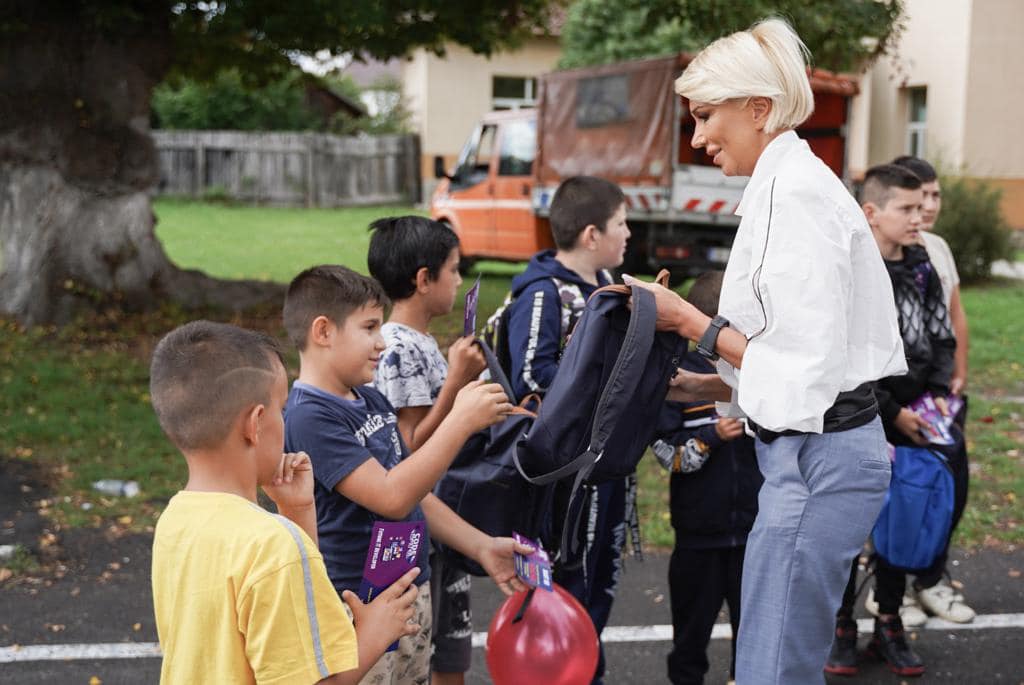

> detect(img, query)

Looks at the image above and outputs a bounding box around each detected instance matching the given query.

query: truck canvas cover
[536,55,678,188]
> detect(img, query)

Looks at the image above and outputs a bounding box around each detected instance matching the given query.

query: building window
[906,87,927,158]
[493,76,537,111]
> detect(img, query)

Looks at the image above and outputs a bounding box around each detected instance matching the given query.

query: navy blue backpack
[872,445,955,572]
[434,341,550,576]
[514,276,687,561]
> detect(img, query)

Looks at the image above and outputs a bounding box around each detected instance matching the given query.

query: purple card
[512,532,552,591]
[463,276,481,337]
[358,521,425,651]
[909,393,955,446]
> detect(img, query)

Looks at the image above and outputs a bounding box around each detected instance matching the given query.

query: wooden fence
[152,130,421,207]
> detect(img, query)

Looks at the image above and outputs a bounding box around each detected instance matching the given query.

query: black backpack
[513,275,687,562]
[433,341,552,576]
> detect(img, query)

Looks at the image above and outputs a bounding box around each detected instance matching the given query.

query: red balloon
[486,583,599,685]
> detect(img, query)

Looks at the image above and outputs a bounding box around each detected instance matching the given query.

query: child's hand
[262,452,315,511]
[715,417,745,442]
[450,380,514,433]
[894,408,931,446]
[474,537,533,596]
[448,336,487,386]
[934,395,950,417]
[342,568,421,653]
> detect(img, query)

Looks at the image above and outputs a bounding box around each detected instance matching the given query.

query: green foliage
[152,69,323,131]
[934,176,1014,283]
[559,0,906,72]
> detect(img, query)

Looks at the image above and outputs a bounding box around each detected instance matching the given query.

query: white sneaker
[917,582,976,623]
[864,588,928,627]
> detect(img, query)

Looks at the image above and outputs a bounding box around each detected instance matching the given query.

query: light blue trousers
[735,417,890,684]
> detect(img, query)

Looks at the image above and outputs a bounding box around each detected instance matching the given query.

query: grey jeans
[735,417,890,684]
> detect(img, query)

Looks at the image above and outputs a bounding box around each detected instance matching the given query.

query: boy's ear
[308,315,334,347]
[861,202,878,227]
[242,404,264,446]
[579,224,599,250]
[414,266,432,293]
[749,97,772,131]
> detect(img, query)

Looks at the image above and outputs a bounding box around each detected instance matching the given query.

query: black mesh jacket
[874,245,956,436]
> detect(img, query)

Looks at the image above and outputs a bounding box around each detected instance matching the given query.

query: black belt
[749,383,879,444]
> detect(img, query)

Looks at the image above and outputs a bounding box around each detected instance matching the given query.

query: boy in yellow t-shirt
[150,320,421,684]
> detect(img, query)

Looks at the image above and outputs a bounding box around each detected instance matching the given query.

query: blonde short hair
[675,18,814,133]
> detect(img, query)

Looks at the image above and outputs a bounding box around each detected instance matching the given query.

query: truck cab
[431,109,552,265]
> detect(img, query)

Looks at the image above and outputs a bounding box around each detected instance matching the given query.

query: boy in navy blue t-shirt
[283,265,530,684]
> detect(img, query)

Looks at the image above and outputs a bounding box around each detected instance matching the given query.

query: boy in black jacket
[652,271,763,685]
[826,164,957,678]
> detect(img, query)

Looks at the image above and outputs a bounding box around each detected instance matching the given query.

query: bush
[934,175,1014,282]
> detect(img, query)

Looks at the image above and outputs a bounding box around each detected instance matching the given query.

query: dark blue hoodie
[506,250,611,401]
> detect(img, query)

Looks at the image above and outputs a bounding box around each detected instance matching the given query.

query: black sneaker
[824,615,859,676]
[866,616,925,677]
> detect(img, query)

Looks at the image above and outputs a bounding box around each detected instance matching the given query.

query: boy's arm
[949,285,969,395]
[508,282,564,399]
[397,338,486,451]
[262,452,319,545]
[926,270,956,396]
[419,492,532,595]
[320,568,422,685]
[338,382,512,520]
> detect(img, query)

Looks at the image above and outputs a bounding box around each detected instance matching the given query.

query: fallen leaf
[116,516,132,526]
[1009,569,1021,578]
[45,623,66,633]
[89,677,102,685]
[107,562,121,571]
[0,569,12,582]
[70,587,80,597]
[133,622,141,631]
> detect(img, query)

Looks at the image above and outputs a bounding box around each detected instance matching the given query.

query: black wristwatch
[696,315,730,361]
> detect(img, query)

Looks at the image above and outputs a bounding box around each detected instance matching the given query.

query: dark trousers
[667,545,745,685]
[554,478,627,685]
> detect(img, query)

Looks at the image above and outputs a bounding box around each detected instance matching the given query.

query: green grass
[2,200,1022,554]
[154,199,430,282]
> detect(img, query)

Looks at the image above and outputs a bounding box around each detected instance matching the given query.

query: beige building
[848,0,1024,229]
[400,36,562,195]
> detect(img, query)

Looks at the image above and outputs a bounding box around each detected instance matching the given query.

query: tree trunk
[0,3,284,327]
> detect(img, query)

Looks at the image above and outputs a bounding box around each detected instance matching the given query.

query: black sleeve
[924,268,956,396]
[873,380,903,428]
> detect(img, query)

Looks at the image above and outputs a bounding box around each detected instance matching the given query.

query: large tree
[0,1,555,325]
[559,0,905,72]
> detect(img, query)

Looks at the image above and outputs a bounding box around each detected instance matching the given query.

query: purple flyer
[512,532,552,591]
[910,393,955,446]
[358,521,425,650]
[463,276,481,337]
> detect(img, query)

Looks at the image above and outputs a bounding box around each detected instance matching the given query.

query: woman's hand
[622,275,710,339]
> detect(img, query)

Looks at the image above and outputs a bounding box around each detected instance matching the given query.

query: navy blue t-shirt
[284,382,430,594]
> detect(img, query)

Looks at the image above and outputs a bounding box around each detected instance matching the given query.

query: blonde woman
[626,19,907,683]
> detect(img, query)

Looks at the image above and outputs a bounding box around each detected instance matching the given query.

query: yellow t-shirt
[152,491,358,684]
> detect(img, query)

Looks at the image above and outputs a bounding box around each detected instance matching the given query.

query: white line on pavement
[4,613,1024,662]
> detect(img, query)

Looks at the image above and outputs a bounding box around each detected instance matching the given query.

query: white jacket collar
[735,130,802,217]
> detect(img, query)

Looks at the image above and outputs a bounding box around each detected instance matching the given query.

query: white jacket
[716,131,907,433]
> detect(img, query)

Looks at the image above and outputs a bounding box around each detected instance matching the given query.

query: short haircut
[367,216,460,301]
[150,320,284,452]
[283,265,389,350]
[548,176,626,250]
[686,271,724,318]
[861,164,923,208]
[892,155,938,183]
[675,18,814,133]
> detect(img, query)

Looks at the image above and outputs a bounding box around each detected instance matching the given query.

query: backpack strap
[476,338,516,401]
